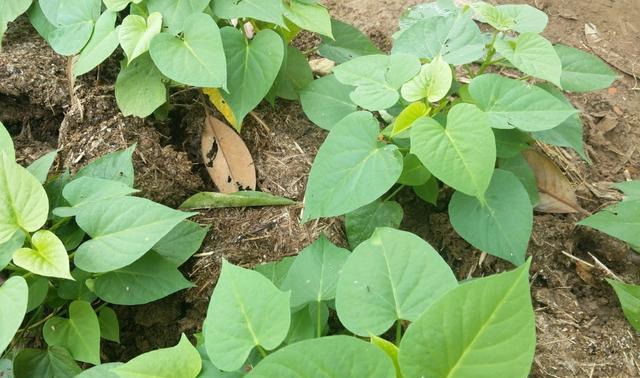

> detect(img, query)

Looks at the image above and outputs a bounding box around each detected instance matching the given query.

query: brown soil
[2,0,640,376]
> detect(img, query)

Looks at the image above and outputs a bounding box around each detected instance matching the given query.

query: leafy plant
[1,0,332,128]
[0,121,207,372]
[578,181,640,332]
[300,0,617,265]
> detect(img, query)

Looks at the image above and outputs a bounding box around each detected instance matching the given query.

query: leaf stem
[395,320,403,345]
[316,301,322,338]
[383,185,406,203]
[257,345,268,358]
[477,31,500,76]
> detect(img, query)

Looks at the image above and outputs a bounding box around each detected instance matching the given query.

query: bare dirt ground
[1,0,639,376]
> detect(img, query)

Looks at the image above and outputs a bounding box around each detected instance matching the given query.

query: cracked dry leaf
[201,115,256,193]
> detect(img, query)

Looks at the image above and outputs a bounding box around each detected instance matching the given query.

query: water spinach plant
[1,0,331,130]
[0,122,207,374]
[300,0,618,266]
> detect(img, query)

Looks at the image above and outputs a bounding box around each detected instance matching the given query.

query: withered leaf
[523,149,586,214]
[201,115,256,193]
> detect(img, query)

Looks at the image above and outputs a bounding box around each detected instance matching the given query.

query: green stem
[315,301,322,338]
[48,218,69,232]
[477,31,500,76]
[395,320,403,345]
[257,345,268,358]
[383,185,406,203]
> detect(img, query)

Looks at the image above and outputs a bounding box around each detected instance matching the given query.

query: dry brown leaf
[522,150,587,214]
[201,115,256,193]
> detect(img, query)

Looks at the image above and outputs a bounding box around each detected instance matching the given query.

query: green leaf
[74,10,120,76]
[57,268,97,302]
[75,362,123,378]
[103,0,142,12]
[150,13,226,88]
[392,13,485,65]
[336,228,457,336]
[303,112,403,221]
[496,4,548,33]
[152,220,207,266]
[115,53,167,118]
[616,181,640,201]
[0,122,14,161]
[0,230,24,270]
[285,302,329,344]
[398,154,431,186]
[333,54,421,111]
[370,335,402,378]
[94,251,194,305]
[13,347,81,378]
[247,336,395,378]
[147,0,209,35]
[284,1,332,37]
[449,169,533,265]
[410,103,495,199]
[345,200,404,248]
[499,154,540,205]
[578,200,640,247]
[401,55,452,103]
[113,334,202,378]
[54,176,138,217]
[118,12,162,63]
[13,230,72,279]
[268,45,313,101]
[219,27,284,128]
[299,75,357,130]
[43,300,101,365]
[212,0,285,26]
[554,44,617,93]
[494,129,532,159]
[494,33,562,86]
[27,1,57,43]
[25,275,50,312]
[75,145,135,187]
[281,235,350,309]
[0,153,48,243]
[607,279,640,332]
[399,261,535,378]
[319,19,382,64]
[42,0,102,56]
[531,84,587,161]
[413,176,439,205]
[0,0,32,27]
[396,1,457,36]
[180,191,295,210]
[73,196,193,273]
[204,261,290,372]
[254,256,295,289]
[98,307,120,343]
[27,150,57,184]
[391,102,430,137]
[0,276,28,354]
[469,74,577,131]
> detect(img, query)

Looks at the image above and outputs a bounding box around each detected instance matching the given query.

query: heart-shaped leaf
[0,276,28,355]
[449,169,533,265]
[410,103,495,199]
[43,300,100,365]
[115,53,167,118]
[336,228,457,336]
[494,33,562,86]
[118,12,162,63]
[150,13,226,88]
[13,230,72,279]
[41,0,102,56]
[74,10,120,76]
[345,200,404,248]
[204,261,290,372]
[147,0,209,35]
[299,75,357,130]
[303,111,403,221]
[401,55,452,103]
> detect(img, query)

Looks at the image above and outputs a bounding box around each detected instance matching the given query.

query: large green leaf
[75,145,135,186]
[73,196,193,273]
[392,13,485,65]
[118,12,162,63]
[281,235,350,309]
[396,1,457,36]
[578,200,640,247]
[284,1,332,37]
[212,0,285,26]
[204,261,290,372]
[113,334,201,378]
[247,336,395,378]
[494,33,562,86]
[607,279,640,332]
[469,74,577,131]
[94,252,194,305]
[345,200,404,248]
[0,276,28,354]
[75,362,123,378]
[0,122,14,161]
[333,54,421,110]
[554,44,617,93]
[13,347,81,378]
[449,169,533,265]
[401,55,452,103]
[410,103,495,199]
[299,75,357,130]
[303,112,403,221]
[54,176,138,217]
[115,53,167,118]
[219,27,284,128]
[147,0,209,35]
[41,0,102,56]
[398,261,535,378]
[472,2,547,33]
[74,10,120,76]
[0,0,32,27]
[0,153,48,243]
[319,19,382,64]
[336,228,457,336]
[152,220,207,266]
[616,181,640,201]
[43,300,100,365]
[150,13,226,88]
[13,230,72,279]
